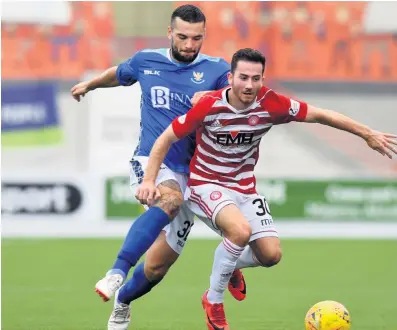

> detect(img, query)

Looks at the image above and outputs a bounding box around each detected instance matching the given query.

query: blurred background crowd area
[2,1,397,81]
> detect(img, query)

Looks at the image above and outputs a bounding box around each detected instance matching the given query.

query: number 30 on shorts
[252,197,271,216]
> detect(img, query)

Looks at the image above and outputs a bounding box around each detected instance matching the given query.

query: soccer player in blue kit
[71,5,253,329]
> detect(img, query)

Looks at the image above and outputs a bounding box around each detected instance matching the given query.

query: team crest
[191,71,205,84]
[210,191,222,201]
[248,115,260,126]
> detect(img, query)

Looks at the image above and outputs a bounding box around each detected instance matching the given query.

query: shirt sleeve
[214,59,231,89]
[264,90,308,124]
[172,96,214,139]
[116,52,142,86]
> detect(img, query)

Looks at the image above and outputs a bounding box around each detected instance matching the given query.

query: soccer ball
[305,300,351,330]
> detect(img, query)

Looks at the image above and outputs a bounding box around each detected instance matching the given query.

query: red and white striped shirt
[172,86,308,194]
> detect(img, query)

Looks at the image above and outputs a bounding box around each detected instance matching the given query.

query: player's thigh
[161,201,195,254]
[185,185,251,244]
[240,194,281,265]
[145,205,193,280]
[130,156,184,217]
[139,196,194,260]
[155,180,184,219]
[239,194,278,242]
[185,185,236,230]
[215,204,251,243]
[158,172,195,253]
[131,157,194,254]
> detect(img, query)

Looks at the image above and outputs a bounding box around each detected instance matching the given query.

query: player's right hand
[365,130,397,159]
[71,81,91,102]
[135,181,161,207]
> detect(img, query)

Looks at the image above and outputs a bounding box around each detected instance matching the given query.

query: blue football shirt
[116,48,230,174]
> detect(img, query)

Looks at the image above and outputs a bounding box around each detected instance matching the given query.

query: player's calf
[206,205,250,305]
[144,231,179,282]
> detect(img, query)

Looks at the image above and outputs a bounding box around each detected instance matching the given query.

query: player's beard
[232,86,256,107]
[240,91,256,105]
[170,40,200,63]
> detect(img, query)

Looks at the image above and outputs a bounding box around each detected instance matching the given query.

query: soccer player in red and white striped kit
[136,48,397,329]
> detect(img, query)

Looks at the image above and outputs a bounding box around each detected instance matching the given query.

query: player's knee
[256,247,282,268]
[228,222,251,247]
[144,260,172,282]
[156,192,183,219]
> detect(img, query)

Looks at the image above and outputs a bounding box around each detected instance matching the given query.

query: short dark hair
[231,48,266,74]
[171,4,206,26]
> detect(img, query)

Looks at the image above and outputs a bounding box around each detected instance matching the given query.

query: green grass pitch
[2,239,397,329]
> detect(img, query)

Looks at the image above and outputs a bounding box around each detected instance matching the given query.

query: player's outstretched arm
[136,126,180,206]
[304,105,397,159]
[71,66,120,102]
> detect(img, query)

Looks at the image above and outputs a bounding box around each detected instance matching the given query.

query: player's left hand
[135,181,161,206]
[365,130,397,159]
[71,81,91,102]
[192,91,211,106]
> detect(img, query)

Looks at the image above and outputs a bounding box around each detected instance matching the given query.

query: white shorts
[185,184,278,242]
[129,156,195,255]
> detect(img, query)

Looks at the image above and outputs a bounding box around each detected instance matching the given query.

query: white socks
[207,238,245,304]
[235,245,261,270]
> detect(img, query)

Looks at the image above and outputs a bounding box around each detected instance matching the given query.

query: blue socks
[111,207,170,278]
[118,262,162,305]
